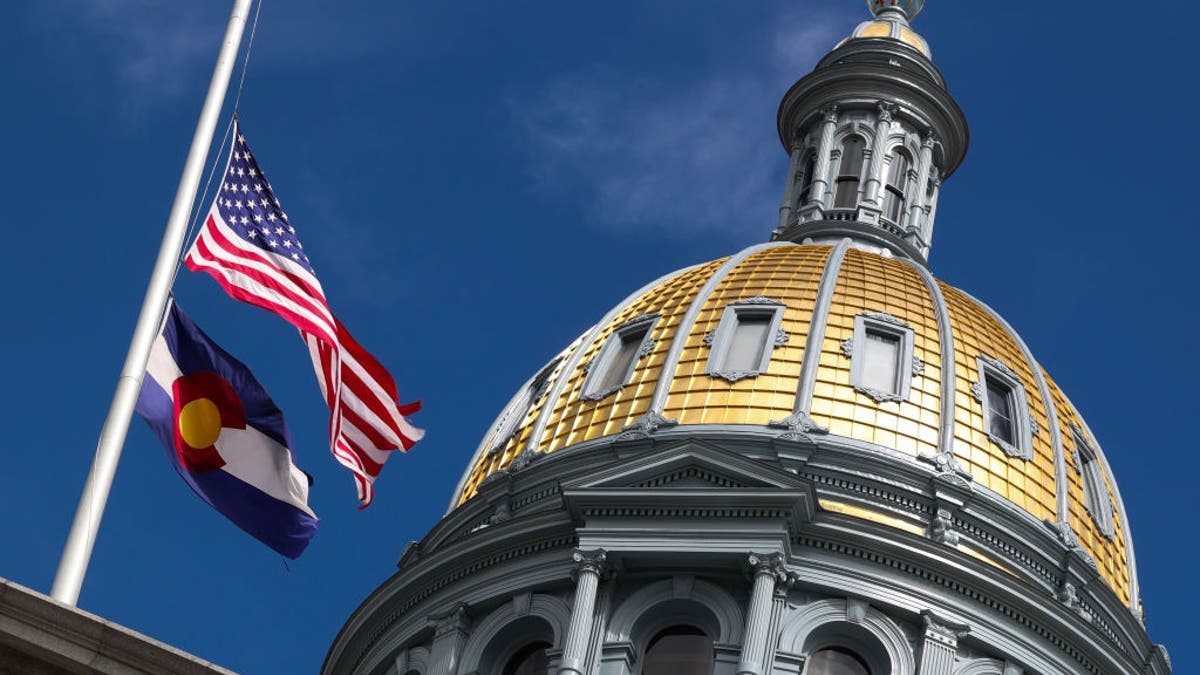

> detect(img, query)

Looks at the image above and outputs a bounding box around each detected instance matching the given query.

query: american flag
[185,120,423,507]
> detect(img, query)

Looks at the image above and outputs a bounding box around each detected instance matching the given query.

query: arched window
[882,150,910,225]
[798,154,817,206]
[503,642,550,675]
[833,136,866,208]
[643,626,712,674]
[805,647,871,675]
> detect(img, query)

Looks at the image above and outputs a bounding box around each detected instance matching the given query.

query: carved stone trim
[736,295,786,306]
[877,100,896,123]
[747,552,790,585]
[769,411,830,435]
[863,311,908,328]
[616,411,679,441]
[912,356,925,376]
[572,548,607,579]
[930,507,960,546]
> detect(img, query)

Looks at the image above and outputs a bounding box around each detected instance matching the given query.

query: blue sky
[0,1,1195,672]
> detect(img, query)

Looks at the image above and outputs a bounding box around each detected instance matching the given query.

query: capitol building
[322,2,1172,674]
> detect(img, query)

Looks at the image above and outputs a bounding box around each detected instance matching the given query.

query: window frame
[841,312,919,403]
[797,152,817,206]
[1071,425,1116,538]
[971,356,1035,460]
[581,313,660,401]
[833,135,867,209]
[881,148,911,227]
[704,297,788,383]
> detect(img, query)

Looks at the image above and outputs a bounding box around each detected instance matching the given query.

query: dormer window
[834,136,866,208]
[882,150,910,224]
[581,314,659,401]
[972,356,1034,460]
[842,312,917,402]
[1072,426,1115,537]
[704,298,788,383]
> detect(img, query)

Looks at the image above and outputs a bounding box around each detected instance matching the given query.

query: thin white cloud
[54,0,381,106]
[72,0,223,100]
[512,12,850,238]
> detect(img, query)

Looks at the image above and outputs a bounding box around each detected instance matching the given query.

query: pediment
[562,438,807,492]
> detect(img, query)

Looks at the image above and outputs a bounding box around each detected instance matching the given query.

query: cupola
[773,0,967,264]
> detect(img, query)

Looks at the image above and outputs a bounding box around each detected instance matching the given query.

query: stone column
[557,548,607,675]
[864,101,896,205]
[737,553,790,675]
[916,611,969,675]
[908,129,936,234]
[582,575,615,675]
[427,604,470,675]
[921,174,942,252]
[777,142,804,231]
[810,106,839,209]
[393,649,409,675]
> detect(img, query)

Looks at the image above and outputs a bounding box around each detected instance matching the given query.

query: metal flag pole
[51,0,255,607]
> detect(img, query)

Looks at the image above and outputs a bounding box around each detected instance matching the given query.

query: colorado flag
[135,302,318,558]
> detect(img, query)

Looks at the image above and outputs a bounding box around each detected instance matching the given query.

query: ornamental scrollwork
[931,508,960,546]
[735,296,786,307]
[637,338,657,359]
[854,384,905,404]
[769,411,830,435]
[912,355,925,376]
[862,311,909,328]
[572,549,607,578]
[978,354,1017,380]
[710,369,761,384]
[616,411,678,441]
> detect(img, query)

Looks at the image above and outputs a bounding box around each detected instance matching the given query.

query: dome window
[882,149,910,225]
[642,626,713,674]
[1071,426,1115,538]
[582,314,659,401]
[833,136,867,209]
[972,356,1034,460]
[704,297,788,383]
[805,647,872,675]
[841,312,918,403]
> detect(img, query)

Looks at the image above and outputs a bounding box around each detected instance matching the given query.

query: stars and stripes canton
[185,120,423,507]
[214,140,313,273]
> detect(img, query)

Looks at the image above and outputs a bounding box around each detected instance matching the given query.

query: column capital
[921,128,937,147]
[820,105,840,123]
[747,552,789,585]
[876,100,897,123]
[571,548,607,578]
[921,610,970,647]
[430,603,471,638]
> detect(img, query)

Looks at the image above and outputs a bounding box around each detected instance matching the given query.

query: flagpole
[51,0,255,607]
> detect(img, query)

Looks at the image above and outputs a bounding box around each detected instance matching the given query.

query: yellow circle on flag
[178,398,223,449]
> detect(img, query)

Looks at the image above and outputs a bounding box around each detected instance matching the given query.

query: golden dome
[455,243,1133,605]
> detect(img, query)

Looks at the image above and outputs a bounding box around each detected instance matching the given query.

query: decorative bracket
[616,411,678,441]
[769,411,829,436]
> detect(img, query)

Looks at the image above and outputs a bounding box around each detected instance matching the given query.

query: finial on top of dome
[868,0,924,21]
